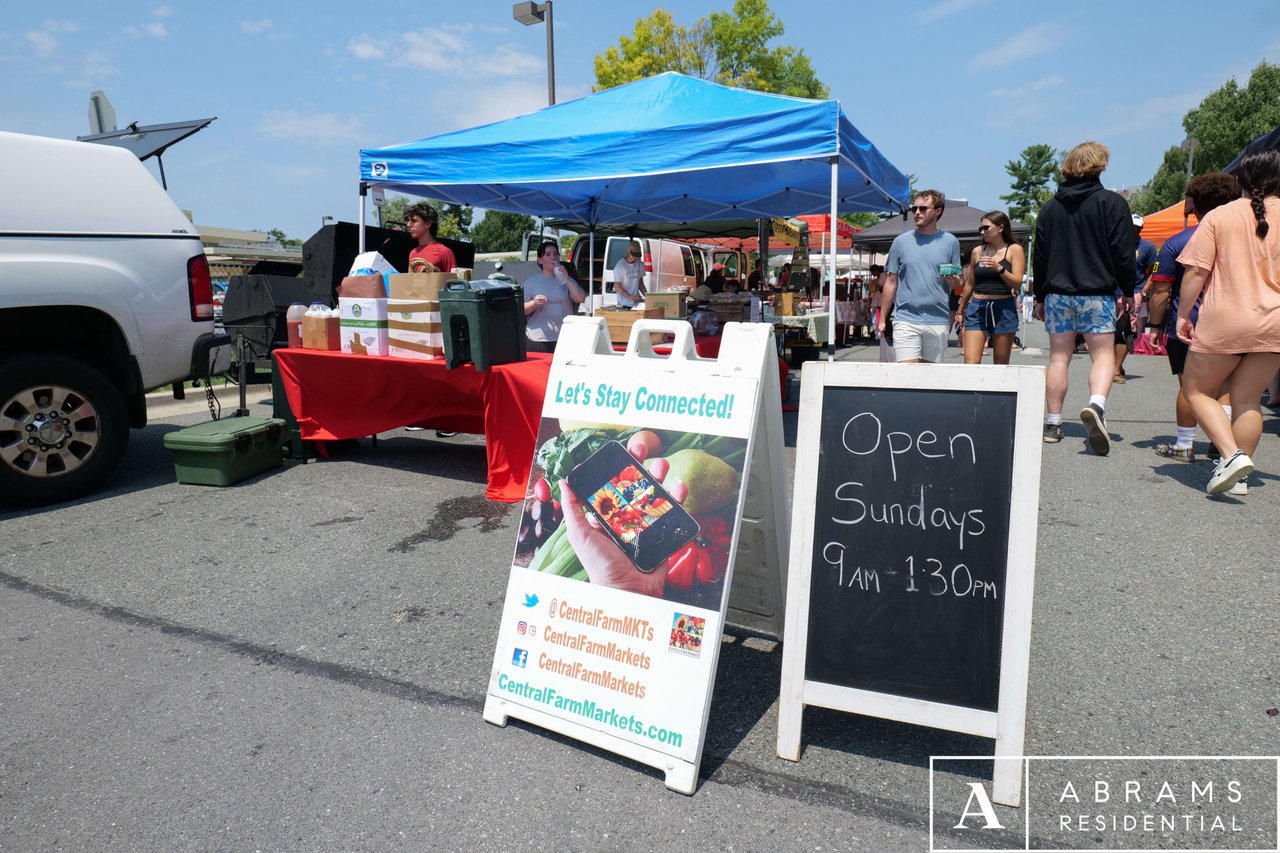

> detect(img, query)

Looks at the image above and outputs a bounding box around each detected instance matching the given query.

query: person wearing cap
[612,241,647,308]
[1113,213,1158,383]
[703,262,727,294]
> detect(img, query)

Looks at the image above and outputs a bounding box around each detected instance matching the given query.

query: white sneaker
[1227,479,1249,496]
[1207,450,1254,494]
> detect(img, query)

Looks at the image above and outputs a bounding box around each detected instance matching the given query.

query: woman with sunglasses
[955,211,1026,364]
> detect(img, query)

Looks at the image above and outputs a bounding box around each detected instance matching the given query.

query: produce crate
[710,297,750,325]
[645,291,687,319]
[602,307,665,345]
[163,416,286,486]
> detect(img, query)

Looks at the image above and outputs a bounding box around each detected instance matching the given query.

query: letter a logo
[954,782,1005,830]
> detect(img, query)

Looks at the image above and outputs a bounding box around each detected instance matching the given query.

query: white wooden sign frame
[776,361,1044,807]
[484,316,789,793]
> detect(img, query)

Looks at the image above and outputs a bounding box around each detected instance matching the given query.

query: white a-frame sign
[484,317,789,793]
[777,362,1043,807]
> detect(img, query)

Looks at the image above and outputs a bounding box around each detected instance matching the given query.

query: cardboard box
[773,291,799,317]
[339,297,389,356]
[302,313,340,350]
[388,272,451,300]
[602,307,665,345]
[387,297,443,360]
[645,291,687,319]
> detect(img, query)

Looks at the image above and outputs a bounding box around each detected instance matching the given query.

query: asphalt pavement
[2,324,1278,852]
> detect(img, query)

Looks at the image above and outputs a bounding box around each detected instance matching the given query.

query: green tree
[266,228,302,249]
[471,210,537,253]
[1001,144,1059,223]
[1140,61,1280,212]
[594,0,827,98]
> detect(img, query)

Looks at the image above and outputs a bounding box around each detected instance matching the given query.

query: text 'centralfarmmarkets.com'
[497,674,683,749]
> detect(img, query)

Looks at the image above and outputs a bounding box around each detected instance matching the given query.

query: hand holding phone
[561,441,700,591]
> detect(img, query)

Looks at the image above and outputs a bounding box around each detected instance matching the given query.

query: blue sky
[5,1,1278,241]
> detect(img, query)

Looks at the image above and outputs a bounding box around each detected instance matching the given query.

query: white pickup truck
[0,130,229,506]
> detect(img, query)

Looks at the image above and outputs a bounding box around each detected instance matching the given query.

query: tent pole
[827,156,838,362]
[358,183,368,253]
[588,231,596,316]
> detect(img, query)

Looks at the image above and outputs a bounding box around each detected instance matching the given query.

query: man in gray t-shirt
[879,189,962,363]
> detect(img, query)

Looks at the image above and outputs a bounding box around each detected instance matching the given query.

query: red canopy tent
[796,214,858,249]
[1140,201,1198,250]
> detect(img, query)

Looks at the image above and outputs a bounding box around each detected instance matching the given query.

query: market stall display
[272,349,552,501]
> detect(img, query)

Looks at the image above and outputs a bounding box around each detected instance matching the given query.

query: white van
[581,236,696,310]
[0,131,229,505]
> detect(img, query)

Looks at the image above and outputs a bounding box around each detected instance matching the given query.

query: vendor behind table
[522,239,586,353]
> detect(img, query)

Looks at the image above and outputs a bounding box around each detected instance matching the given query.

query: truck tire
[0,354,130,507]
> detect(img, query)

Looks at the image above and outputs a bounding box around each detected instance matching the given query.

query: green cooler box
[440,278,527,371]
[164,416,286,486]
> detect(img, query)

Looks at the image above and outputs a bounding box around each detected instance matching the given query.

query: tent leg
[588,232,596,316]
[828,157,838,361]
[358,183,367,253]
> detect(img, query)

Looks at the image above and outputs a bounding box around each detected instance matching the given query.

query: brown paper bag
[337,274,387,299]
[388,272,451,300]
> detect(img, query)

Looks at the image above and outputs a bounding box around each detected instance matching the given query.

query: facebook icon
[512,648,528,668]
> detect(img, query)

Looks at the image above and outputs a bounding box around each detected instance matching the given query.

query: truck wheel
[0,355,129,507]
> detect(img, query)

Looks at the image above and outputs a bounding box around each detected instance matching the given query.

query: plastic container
[440,279,527,371]
[163,416,286,486]
[286,302,306,348]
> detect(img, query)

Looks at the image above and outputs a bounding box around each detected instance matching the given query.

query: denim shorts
[963,297,1019,335]
[1043,293,1116,335]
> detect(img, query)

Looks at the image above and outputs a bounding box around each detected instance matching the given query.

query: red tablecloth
[273,350,552,502]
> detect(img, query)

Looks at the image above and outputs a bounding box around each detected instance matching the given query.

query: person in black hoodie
[1032,141,1136,455]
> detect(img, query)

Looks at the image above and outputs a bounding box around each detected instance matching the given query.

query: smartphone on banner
[567,441,700,572]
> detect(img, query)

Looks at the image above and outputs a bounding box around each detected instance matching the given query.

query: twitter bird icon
[522,593,539,608]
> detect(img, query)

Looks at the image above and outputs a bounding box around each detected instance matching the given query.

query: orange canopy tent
[1140,201,1197,250]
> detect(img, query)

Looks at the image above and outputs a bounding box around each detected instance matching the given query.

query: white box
[386,298,443,360]
[339,296,389,356]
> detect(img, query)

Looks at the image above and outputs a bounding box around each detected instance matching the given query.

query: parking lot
[3,325,1278,851]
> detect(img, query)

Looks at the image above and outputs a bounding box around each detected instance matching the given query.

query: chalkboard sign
[806,386,1015,711]
[777,362,1044,808]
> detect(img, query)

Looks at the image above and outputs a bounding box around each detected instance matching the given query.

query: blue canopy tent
[358,72,908,306]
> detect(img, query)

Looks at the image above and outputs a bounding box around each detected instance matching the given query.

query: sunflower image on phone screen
[567,441,699,573]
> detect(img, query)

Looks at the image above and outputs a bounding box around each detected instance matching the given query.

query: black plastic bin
[440,279,527,371]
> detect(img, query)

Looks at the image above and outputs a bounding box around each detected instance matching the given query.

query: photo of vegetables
[514,418,748,610]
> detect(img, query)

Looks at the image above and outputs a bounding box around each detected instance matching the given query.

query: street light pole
[1180,137,1199,226]
[513,1,555,106]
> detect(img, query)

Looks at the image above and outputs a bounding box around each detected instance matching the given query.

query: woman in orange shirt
[1177,151,1280,494]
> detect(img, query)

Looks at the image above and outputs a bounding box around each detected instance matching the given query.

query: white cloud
[918,0,990,25]
[989,73,1065,99]
[1089,91,1203,140]
[241,19,274,35]
[25,31,58,57]
[124,22,168,38]
[348,27,541,79]
[970,22,1063,70]
[448,80,585,130]
[42,20,80,33]
[256,110,364,148]
[152,5,173,16]
[347,34,384,61]
[82,51,119,79]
